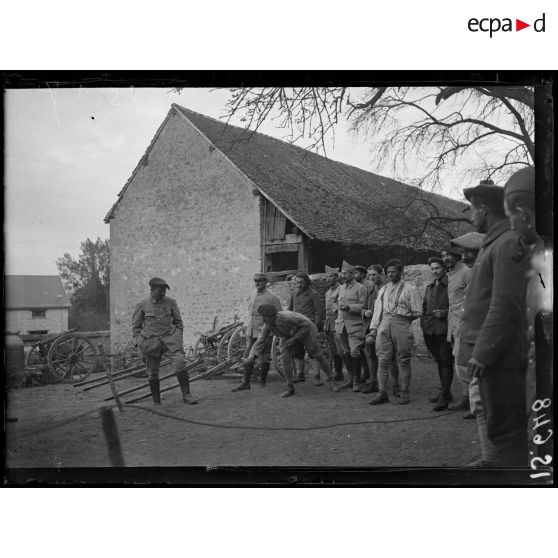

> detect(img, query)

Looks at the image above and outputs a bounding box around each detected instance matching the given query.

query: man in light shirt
[323,266,344,382]
[367,259,422,405]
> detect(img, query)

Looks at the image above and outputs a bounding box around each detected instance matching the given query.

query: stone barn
[105,104,471,349]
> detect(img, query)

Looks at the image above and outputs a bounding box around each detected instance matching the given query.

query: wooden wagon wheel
[227,325,248,362]
[270,336,287,380]
[115,340,146,377]
[47,333,99,383]
[216,325,240,363]
[25,343,54,385]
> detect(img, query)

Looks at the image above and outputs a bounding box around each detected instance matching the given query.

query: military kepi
[324,265,340,274]
[149,277,170,289]
[341,260,357,273]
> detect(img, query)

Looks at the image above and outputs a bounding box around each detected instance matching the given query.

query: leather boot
[333,355,344,381]
[351,356,362,392]
[340,355,353,389]
[369,390,389,405]
[293,358,306,383]
[232,359,253,391]
[259,362,270,387]
[148,377,161,406]
[175,369,197,404]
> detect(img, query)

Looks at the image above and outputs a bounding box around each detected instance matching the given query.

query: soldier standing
[354,265,374,388]
[334,261,367,392]
[503,166,553,462]
[287,273,325,384]
[367,259,422,405]
[132,278,197,405]
[323,266,344,382]
[420,257,454,411]
[457,180,530,466]
[231,272,282,392]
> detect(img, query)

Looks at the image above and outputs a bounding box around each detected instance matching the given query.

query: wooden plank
[265,243,300,254]
[259,194,266,271]
[297,242,308,271]
[272,209,286,240]
[265,234,303,246]
[265,201,276,239]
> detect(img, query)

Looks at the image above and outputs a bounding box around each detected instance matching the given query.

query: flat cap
[440,246,462,259]
[450,231,486,251]
[324,265,340,274]
[253,272,268,281]
[504,166,535,197]
[149,277,170,289]
[463,178,505,204]
[341,260,357,273]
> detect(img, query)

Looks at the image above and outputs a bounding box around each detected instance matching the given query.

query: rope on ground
[124,403,460,431]
[7,406,104,441]
[9,400,462,441]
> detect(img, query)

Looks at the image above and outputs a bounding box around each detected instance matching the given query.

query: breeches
[143,343,187,379]
[337,327,363,358]
[324,329,341,357]
[423,334,454,368]
[375,315,414,365]
[243,335,272,364]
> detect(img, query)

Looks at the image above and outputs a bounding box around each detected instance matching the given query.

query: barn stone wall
[108,110,261,351]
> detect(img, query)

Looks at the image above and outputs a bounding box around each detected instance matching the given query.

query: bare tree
[221,86,534,191]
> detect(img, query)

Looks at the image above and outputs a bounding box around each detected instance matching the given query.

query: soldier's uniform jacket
[246,289,282,338]
[288,287,325,329]
[446,261,472,342]
[333,280,366,336]
[458,220,529,369]
[421,275,450,336]
[131,295,184,356]
[249,310,315,358]
[324,283,341,332]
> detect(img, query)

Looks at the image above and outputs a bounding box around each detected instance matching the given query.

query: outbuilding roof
[5,275,71,309]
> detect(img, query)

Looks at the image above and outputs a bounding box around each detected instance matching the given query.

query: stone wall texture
[6,308,69,335]
[109,110,261,351]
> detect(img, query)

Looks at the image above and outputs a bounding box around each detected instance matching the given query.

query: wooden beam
[265,243,300,254]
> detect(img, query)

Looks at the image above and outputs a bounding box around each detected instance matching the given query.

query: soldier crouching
[244,304,340,398]
[131,277,197,406]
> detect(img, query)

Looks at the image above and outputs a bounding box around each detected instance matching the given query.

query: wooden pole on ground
[99,346,124,413]
[74,360,145,387]
[99,406,125,467]
[81,359,171,392]
[104,358,203,401]
[124,360,229,404]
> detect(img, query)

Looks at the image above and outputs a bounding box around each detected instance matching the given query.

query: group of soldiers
[131,166,552,468]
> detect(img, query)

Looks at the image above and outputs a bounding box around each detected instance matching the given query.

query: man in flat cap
[324,266,345,382]
[132,277,197,405]
[244,304,340,397]
[287,272,325,384]
[457,179,530,466]
[333,261,367,392]
[367,259,422,405]
[447,232,486,422]
[232,273,282,392]
[504,166,553,462]
[420,257,454,411]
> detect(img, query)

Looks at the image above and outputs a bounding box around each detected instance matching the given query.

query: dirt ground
[5,356,482,470]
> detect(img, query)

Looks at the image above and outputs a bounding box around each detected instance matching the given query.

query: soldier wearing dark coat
[457,180,529,466]
[132,277,197,405]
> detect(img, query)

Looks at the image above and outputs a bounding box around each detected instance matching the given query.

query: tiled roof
[106,104,472,250]
[5,275,71,309]
[174,106,472,250]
